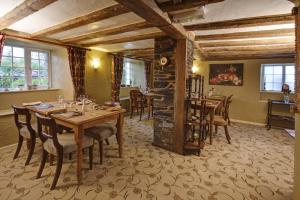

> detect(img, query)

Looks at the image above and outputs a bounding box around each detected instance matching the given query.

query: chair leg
[89,146,93,170]
[105,139,110,145]
[68,153,72,160]
[25,137,36,165]
[51,151,63,190]
[130,107,133,119]
[13,135,23,159]
[224,125,231,144]
[99,141,103,164]
[36,149,48,179]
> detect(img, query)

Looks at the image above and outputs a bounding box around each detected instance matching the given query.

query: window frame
[0,44,51,91]
[260,63,295,93]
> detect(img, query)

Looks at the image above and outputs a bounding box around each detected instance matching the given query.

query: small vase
[283,95,289,103]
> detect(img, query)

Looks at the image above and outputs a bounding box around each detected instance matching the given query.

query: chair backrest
[224,95,233,120]
[130,90,144,105]
[187,99,208,121]
[35,113,62,151]
[12,105,35,135]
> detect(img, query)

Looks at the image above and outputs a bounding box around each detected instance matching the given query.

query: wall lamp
[192,65,199,74]
[91,58,100,69]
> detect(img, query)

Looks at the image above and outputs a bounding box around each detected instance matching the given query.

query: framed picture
[209,63,243,86]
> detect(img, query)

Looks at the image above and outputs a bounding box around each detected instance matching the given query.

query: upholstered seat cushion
[85,123,117,141]
[43,132,93,155]
[19,122,37,139]
[213,115,228,126]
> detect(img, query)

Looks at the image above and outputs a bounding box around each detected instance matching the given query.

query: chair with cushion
[85,123,118,164]
[35,113,94,190]
[130,90,146,120]
[12,105,37,165]
[213,96,233,144]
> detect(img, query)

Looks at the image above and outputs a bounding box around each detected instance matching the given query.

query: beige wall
[85,50,113,105]
[194,58,295,124]
[294,114,300,199]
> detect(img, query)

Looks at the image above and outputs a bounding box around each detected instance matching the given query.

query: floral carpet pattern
[0,117,295,200]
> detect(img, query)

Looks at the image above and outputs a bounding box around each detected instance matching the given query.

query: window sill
[0,88,59,94]
[260,91,295,95]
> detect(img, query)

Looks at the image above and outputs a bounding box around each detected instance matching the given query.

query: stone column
[152,36,193,154]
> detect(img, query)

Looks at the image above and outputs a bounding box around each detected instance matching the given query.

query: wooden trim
[32,4,130,37]
[115,0,195,40]
[204,53,295,61]
[196,28,295,41]
[198,38,295,47]
[202,44,295,52]
[184,13,294,31]
[0,0,58,30]
[82,32,166,47]
[62,21,153,43]
[158,0,224,12]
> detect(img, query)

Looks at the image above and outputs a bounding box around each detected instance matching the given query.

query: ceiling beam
[184,13,294,31]
[82,32,166,47]
[112,48,154,53]
[32,4,130,37]
[62,21,153,43]
[204,53,295,61]
[158,0,224,13]
[0,0,58,30]
[198,38,295,47]
[196,28,295,41]
[115,0,194,40]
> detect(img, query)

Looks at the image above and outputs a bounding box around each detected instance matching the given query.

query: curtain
[111,55,124,102]
[0,33,6,65]
[67,46,87,99]
[145,61,152,89]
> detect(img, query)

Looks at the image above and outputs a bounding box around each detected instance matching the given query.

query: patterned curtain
[111,55,124,102]
[144,61,152,89]
[0,33,6,65]
[67,46,87,99]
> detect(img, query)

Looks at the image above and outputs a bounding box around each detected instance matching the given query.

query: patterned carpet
[0,117,295,200]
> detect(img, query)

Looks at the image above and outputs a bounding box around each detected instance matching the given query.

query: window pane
[285,74,295,83]
[39,77,48,86]
[3,46,12,56]
[265,75,273,82]
[273,66,282,74]
[12,68,25,77]
[286,82,295,91]
[0,67,12,77]
[31,51,39,59]
[32,77,40,85]
[273,74,282,83]
[39,70,48,77]
[1,56,12,67]
[0,78,12,88]
[265,82,273,90]
[12,78,25,88]
[286,65,295,74]
[39,52,48,60]
[31,59,39,70]
[264,66,273,74]
[32,70,39,77]
[13,57,25,68]
[13,47,24,57]
[273,83,282,91]
[40,60,48,69]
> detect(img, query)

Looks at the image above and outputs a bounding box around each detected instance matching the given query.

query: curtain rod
[2,32,91,51]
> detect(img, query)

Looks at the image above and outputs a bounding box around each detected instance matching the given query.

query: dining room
[0,0,299,199]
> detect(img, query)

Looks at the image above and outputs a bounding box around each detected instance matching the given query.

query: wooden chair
[130,90,146,120]
[12,105,37,165]
[85,123,118,164]
[213,96,233,144]
[35,113,94,190]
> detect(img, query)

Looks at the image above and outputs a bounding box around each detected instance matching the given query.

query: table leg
[74,126,83,184]
[117,113,124,158]
[209,109,214,145]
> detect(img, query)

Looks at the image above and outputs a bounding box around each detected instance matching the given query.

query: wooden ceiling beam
[184,13,294,31]
[158,0,224,13]
[196,28,295,41]
[115,0,194,40]
[82,31,166,47]
[0,0,58,30]
[113,48,154,53]
[62,21,153,43]
[202,44,295,52]
[204,53,295,61]
[32,4,130,37]
[198,38,295,47]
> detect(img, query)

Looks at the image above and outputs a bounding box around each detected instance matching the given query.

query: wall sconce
[91,58,100,69]
[192,65,199,74]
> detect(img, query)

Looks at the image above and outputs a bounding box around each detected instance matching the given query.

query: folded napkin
[22,101,42,106]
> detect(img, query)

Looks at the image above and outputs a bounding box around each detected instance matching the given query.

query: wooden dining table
[143,92,155,120]
[26,102,126,184]
[205,99,222,145]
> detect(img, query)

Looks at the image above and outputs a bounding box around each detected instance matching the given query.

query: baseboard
[231,119,266,127]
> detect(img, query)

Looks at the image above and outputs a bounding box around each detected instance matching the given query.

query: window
[0,45,50,91]
[121,59,146,88]
[261,64,295,92]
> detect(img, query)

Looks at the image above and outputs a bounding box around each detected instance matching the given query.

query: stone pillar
[152,36,193,154]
